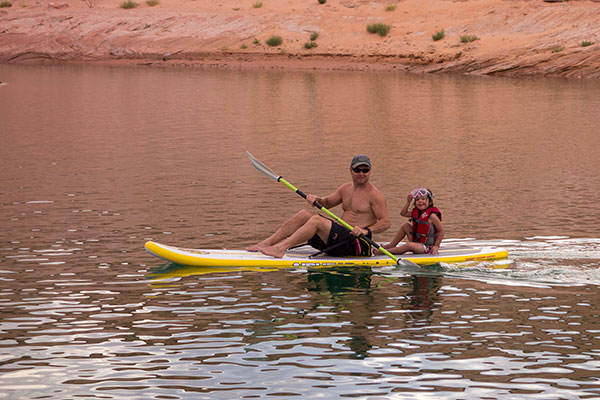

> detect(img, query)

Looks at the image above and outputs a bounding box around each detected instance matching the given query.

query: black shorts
[307,220,372,257]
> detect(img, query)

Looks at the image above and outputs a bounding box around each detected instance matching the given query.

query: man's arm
[307,185,344,209]
[366,190,390,234]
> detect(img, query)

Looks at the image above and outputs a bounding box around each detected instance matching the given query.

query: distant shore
[1,0,599,78]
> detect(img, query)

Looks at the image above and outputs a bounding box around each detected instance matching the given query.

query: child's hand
[406,194,414,203]
[430,245,439,255]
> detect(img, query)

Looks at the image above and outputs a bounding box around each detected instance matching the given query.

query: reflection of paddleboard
[145,241,509,268]
[146,263,286,281]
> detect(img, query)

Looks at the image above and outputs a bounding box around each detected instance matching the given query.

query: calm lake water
[1,64,599,399]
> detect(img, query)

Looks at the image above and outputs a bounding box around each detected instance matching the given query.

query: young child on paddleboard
[375,188,445,256]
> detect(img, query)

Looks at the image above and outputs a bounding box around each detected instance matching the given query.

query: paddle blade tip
[246,151,280,181]
[397,259,421,270]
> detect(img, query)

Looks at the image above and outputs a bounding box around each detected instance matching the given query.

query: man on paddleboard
[248,155,390,258]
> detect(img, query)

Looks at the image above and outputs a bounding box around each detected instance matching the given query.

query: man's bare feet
[247,242,267,252]
[259,245,286,258]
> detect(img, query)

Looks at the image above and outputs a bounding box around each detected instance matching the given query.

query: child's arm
[428,214,445,255]
[400,194,413,218]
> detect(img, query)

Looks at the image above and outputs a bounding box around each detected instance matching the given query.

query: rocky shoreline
[1,0,599,78]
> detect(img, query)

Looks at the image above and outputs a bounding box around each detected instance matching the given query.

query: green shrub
[266,35,283,47]
[385,4,396,11]
[310,32,320,41]
[581,40,594,47]
[551,45,564,53]
[146,0,158,5]
[252,1,262,8]
[366,23,391,37]
[240,43,248,49]
[0,1,12,7]
[253,38,260,45]
[460,34,478,43]
[432,29,445,41]
[304,41,318,49]
[120,0,137,8]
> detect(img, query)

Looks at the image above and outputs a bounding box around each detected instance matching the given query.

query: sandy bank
[1,0,599,78]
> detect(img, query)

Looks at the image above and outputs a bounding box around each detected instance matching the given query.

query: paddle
[246,151,419,267]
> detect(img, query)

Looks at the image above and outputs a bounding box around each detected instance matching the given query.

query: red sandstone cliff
[1,0,599,78]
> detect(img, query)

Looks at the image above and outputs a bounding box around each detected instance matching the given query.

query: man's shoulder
[369,184,387,200]
[364,182,384,195]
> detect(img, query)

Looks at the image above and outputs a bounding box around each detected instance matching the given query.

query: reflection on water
[1,239,598,399]
[0,64,599,399]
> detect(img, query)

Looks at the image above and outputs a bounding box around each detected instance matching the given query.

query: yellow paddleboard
[145,241,508,268]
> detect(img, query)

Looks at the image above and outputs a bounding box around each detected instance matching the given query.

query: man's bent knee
[308,214,328,225]
[308,215,332,235]
[294,209,314,221]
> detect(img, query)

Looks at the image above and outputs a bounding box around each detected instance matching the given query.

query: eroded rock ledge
[1,0,599,78]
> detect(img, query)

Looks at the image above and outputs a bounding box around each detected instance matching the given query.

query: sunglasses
[352,167,370,174]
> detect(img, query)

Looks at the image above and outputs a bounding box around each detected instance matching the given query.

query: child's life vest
[411,207,442,246]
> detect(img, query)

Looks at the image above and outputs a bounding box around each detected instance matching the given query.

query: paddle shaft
[276,176,402,264]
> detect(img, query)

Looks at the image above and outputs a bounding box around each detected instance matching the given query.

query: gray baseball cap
[350,154,371,168]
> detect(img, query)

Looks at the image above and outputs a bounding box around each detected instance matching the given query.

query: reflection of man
[305,270,441,359]
[248,155,390,258]
[307,267,373,359]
